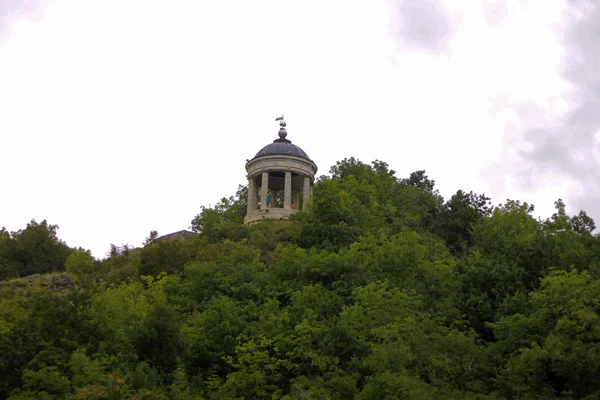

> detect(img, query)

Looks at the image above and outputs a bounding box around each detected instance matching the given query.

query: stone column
[255,181,260,209]
[294,191,300,209]
[261,171,269,210]
[303,176,311,209]
[272,190,279,208]
[247,177,255,213]
[284,171,292,209]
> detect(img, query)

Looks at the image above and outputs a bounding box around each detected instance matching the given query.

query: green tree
[0,220,72,279]
[490,269,600,399]
[138,237,195,277]
[8,157,600,399]
[65,249,96,278]
[217,337,294,399]
[190,186,247,243]
[435,190,493,254]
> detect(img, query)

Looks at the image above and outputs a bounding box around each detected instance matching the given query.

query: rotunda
[244,116,318,224]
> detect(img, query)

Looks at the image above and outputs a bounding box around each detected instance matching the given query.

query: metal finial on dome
[275,114,287,139]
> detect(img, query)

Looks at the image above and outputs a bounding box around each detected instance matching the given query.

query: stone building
[244,116,318,224]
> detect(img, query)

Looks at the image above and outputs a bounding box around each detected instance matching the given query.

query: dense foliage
[0,220,73,281]
[2,157,600,399]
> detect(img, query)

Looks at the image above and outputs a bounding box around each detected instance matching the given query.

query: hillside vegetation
[2,158,600,399]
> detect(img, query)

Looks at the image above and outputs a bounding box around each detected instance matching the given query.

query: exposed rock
[46,273,75,292]
[20,272,75,292]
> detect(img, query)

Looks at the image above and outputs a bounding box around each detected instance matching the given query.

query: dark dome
[253,138,311,160]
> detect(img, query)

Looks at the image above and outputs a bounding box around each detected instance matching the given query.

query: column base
[244,208,299,225]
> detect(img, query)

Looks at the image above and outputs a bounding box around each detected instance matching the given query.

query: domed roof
[251,124,312,161]
[254,138,310,160]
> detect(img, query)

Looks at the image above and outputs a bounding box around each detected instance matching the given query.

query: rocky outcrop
[20,272,75,293]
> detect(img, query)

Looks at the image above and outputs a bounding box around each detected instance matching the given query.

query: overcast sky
[1,0,598,258]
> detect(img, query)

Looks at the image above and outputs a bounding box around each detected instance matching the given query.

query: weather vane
[275,114,286,128]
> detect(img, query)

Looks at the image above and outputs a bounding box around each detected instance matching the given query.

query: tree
[144,231,159,246]
[490,269,600,399]
[394,170,444,233]
[300,158,399,250]
[435,190,493,254]
[7,157,600,399]
[0,220,72,279]
[64,249,95,278]
[107,243,120,259]
[190,186,247,243]
[138,237,195,276]
[400,170,436,192]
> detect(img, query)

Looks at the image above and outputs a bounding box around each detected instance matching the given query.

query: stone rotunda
[244,116,318,225]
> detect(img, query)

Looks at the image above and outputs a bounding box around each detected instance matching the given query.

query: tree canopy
[1,158,600,399]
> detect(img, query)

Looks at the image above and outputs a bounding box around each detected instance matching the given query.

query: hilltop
[1,157,600,399]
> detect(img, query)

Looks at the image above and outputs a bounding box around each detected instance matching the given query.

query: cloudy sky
[1,0,598,258]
